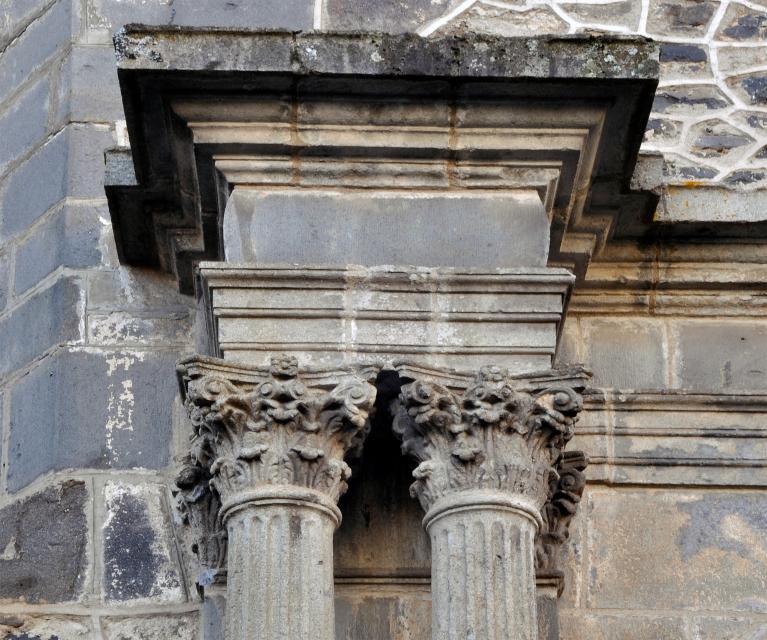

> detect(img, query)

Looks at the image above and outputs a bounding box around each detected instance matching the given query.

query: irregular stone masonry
[403,0,767,189]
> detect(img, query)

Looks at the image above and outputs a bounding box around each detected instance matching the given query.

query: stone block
[0,124,116,239]
[561,1,641,30]
[324,0,457,33]
[87,269,194,313]
[87,0,312,40]
[0,128,68,239]
[7,348,180,491]
[659,43,711,81]
[647,0,718,38]
[717,3,767,41]
[335,588,431,640]
[662,153,718,180]
[692,616,767,639]
[101,614,198,640]
[582,318,667,389]
[689,119,754,160]
[585,489,767,611]
[102,481,185,604]
[201,590,226,640]
[0,276,83,379]
[718,47,767,76]
[0,0,56,50]
[59,45,124,123]
[644,117,683,146]
[0,75,51,177]
[223,189,550,268]
[727,73,767,107]
[0,0,73,99]
[0,480,89,603]
[87,311,194,347]
[674,321,767,391]
[14,203,103,294]
[437,4,568,36]
[558,610,688,640]
[0,615,92,640]
[652,84,731,115]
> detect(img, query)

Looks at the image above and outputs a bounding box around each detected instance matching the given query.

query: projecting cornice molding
[105,27,660,293]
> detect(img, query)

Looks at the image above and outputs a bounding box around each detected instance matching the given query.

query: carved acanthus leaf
[180,356,377,505]
[535,451,588,574]
[393,365,583,512]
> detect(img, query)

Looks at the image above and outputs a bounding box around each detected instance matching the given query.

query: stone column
[177,355,378,640]
[393,365,583,640]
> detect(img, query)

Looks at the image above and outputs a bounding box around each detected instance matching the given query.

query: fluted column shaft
[392,365,584,640]
[425,492,541,640]
[223,488,339,640]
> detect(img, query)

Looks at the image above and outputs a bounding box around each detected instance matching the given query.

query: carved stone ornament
[177,355,379,512]
[536,450,589,576]
[393,365,584,513]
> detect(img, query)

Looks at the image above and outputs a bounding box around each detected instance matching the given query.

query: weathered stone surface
[7,348,180,491]
[659,43,711,81]
[0,125,113,240]
[717,3,767,41]
[0,615,92,640]
[644,117,683,146]
[689,119,754,160]
[87,269,194,313]
[101,614,198,640]
[437,5,568,37]
[646,0,718,37]
[674,321,767,391]
[562,1,641,30]
[724,169,767,186]
[88,0,313,39]
[585,489,767,611]
[103,481,185,604]
[0,276,83,379]
[718,46,767,76]
[727,73,767,106]
[0,481,88,603]
[559,610,688,640]
[0,0,56,50]
[223,189,550,269]
[199,264,570,372]
[0,129,68,239]
[0,0,73,99]
[335,589,431,640]
[14,204,103,294]
[582,319,667,389]
[325,0,458,33]
[88,311,193,347]
[60,45,123,122]
[652,84,732,115]
[0,75,50,177]
[663,153,718,180]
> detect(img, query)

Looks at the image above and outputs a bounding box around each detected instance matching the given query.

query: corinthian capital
[392,365,584,513]
[178,355,378,510]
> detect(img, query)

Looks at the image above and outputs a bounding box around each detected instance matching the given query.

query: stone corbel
[392,364,586,640]
[176,355,379,640]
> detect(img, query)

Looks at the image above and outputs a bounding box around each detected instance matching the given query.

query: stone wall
[0,1,766,639]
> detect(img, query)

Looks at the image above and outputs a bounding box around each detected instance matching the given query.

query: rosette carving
[179,355,377,506]
[393,365,583,512]
[536,450,588,573]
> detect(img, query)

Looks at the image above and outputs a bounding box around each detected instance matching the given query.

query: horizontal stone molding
[576,391,767,486]
[197,263,573,372]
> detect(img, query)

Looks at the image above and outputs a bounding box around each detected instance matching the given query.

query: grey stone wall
[0,1,766,639]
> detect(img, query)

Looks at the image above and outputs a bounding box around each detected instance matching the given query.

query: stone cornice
[104,28,659,293]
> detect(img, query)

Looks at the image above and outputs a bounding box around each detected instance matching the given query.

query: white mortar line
[313,0,323,30]
[638,0,650,37]
[417,0,477,37]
